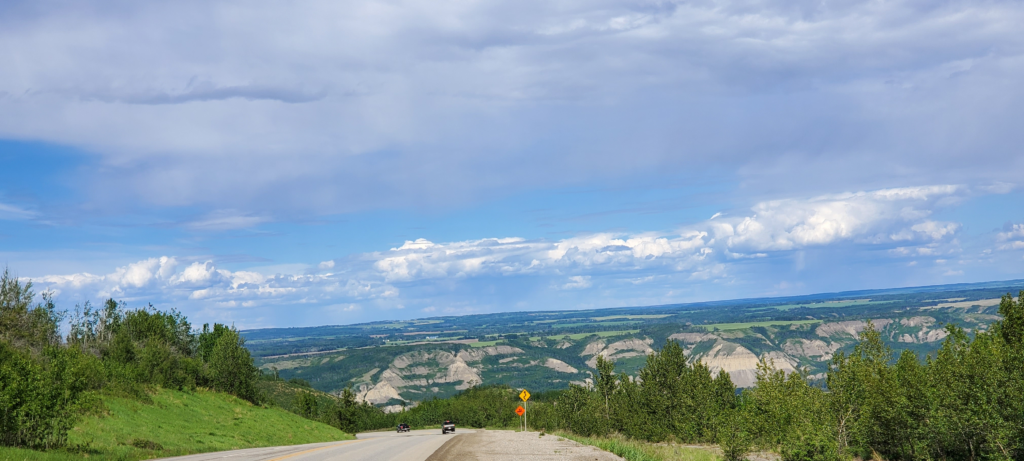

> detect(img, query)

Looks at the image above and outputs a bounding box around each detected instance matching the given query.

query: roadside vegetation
[302,291,1024,461]
[556,432,719,461]
[0,268,349,461]
[5,261,1024,461]
[0,388,348,461]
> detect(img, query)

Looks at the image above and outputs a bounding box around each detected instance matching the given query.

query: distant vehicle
[441,420,455,434]
[397,423,410,432]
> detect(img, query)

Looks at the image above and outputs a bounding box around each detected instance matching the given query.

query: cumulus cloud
[33,256,397,311]
[31,185,971,318]
[34,256,179,298]
[997,223,1024,250]
[706,186,963,252]
[561,276,592,290]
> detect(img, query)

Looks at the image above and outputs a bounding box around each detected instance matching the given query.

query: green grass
[591,315,672,321]
[556,432,720,461]
[545,330,641,340]
[470,340,506,347]
[701,320,822,331]
[552,321,639,329]
[0,388,351,461]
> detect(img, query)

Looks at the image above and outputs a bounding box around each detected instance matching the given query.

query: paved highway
[157,429,467,461]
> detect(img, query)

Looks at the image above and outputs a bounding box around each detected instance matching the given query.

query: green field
[552,320,639,328]
[591,315,672,321]
[701,320,822,331]
[470,340,506,347]
[0,388,351,461]
[770,299,889,310]
[543,330,641,340]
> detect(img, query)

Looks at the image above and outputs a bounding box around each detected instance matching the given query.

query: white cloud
[561,276,592,290]
[0,202,36,220]
[184,210,269,231]
[25,185,980,316]
[707,186,962,253]
[997,223,1024,250]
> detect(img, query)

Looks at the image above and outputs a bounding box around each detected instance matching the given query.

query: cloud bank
[30,185,1005,327]
[1,0,1023,214]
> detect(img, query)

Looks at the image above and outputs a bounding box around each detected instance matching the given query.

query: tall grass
[556,432,721,461]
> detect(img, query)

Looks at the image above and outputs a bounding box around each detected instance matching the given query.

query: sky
[1,0,1023,329]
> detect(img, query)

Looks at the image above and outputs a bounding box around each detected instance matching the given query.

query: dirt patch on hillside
[426,430,623,461]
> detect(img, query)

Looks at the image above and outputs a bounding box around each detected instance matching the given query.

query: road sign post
[519,389,530,432]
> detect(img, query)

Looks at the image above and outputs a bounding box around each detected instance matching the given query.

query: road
[157,429,468,461]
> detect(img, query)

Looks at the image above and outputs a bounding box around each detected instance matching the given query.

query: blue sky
[1,0,1023,328]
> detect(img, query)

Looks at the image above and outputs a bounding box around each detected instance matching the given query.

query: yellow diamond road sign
[519,389,530,402]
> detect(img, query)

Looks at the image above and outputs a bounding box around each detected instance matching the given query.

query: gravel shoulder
[425,430,624,461]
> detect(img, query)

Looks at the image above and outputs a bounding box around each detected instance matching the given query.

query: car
[397,423,410,433]
[441,420,455,434]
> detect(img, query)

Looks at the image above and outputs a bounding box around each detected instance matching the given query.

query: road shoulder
[425,430,624,461]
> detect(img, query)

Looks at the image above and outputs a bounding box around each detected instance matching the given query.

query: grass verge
[0,387,351,461]
[556,432,721,461]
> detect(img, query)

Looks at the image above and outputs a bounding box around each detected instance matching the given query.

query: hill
[0,387,351,461]
[245,279,1024,407]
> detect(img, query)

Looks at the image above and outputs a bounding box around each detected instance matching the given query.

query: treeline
[537,291,1024,460]
[0,269,262,450]
[279,384,530,433]
[358,292,1024,460]
[5,259,1024,461]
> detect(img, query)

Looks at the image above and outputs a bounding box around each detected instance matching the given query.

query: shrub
[0,342,89,449]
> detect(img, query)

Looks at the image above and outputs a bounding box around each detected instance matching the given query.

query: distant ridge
[242,278,1024,333]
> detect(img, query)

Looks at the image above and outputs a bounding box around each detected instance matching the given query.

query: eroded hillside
[249,282,1021,410]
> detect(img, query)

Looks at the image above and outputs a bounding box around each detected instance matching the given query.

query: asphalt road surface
[157,429,468,461]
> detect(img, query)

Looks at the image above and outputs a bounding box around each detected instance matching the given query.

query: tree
[594,355,616,419]
[208,328,262,404]
[1,268,62,351]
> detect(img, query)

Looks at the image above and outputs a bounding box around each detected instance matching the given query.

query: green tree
[594,355,616,420]
[208,328,262,404]
[929,325,1012,460]
[1,268,63,351]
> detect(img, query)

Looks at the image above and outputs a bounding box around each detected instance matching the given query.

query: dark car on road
[397,423,410,433]
[441,420,455,434]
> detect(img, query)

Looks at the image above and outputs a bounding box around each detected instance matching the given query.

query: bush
[557,384,610,437]
[0,342,89,449]
[719,410,752,461]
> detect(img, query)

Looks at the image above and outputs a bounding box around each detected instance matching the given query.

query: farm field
[701,319,822,330]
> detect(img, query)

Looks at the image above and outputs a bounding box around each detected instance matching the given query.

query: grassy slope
[257,380,345,414]
[0,388,352,461]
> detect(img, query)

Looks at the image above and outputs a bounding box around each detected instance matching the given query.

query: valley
[245,280,1023,410]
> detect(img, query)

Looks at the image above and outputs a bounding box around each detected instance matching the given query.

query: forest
[3,263,1023,460]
